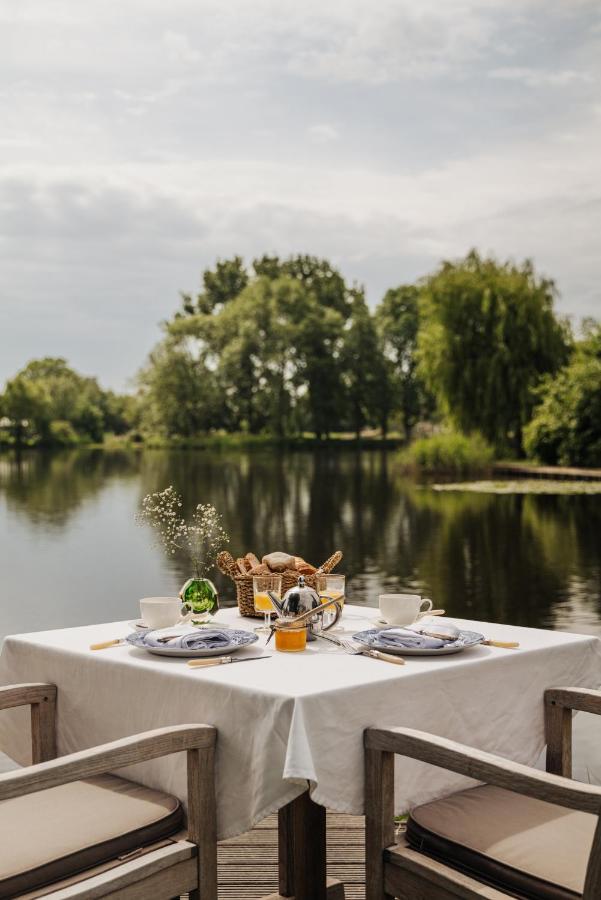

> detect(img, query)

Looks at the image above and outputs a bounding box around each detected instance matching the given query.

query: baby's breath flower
[136,485,229,577]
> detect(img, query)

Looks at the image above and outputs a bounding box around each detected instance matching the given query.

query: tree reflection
[0,449,139,528]
[1,448,599,630]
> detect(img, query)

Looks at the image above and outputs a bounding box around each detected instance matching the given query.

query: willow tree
[524,321,601,466]
[416,251,570,454]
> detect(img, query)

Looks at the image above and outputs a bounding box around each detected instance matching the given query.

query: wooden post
[187,744,217,900]
[30,690,57,764]
[545,698,572,777]
[364,747,395,900]
[274,791,345,900]
[278,802,295,897]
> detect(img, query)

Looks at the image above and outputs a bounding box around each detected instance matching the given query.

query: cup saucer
[374,618,421,630]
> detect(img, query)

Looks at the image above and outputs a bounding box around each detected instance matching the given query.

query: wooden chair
[365,686,601,899]
[0,683,217,899]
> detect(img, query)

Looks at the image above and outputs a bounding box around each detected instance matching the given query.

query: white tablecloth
[1,606,600,840]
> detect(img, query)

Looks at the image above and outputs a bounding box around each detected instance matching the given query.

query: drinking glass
[316,574,346,608]
[253,574,282,633]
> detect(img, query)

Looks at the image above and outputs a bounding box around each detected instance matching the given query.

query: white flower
[136,486,229,577]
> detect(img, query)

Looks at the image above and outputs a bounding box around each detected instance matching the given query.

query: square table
[1,605,601,899]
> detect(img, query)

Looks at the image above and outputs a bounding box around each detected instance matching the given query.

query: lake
[1,447,600,638]
[1,446,601,778]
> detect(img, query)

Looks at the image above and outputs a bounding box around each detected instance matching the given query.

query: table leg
[263,791,345,900]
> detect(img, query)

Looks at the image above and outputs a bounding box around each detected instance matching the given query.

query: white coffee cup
[379,594,433,626]
[139,597,189,630]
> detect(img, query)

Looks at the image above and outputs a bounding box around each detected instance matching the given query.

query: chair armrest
[0,683,57,763]
[365,726,601,815]
[0,723,216,802]
[546,687,601,715]
[0,683,57,711]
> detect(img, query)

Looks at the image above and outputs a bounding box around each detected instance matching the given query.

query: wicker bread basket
[217,550,343,618]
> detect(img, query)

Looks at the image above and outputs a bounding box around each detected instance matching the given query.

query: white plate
[352,628,484,656]
[125,628,258,658]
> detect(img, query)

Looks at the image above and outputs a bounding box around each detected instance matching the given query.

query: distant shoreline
[1,439,600,483]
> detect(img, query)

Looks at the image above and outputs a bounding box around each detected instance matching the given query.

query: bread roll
[262,551,295,572]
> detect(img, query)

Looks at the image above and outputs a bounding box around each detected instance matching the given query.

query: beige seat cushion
[406,784,596,900]
[0,774,183,898]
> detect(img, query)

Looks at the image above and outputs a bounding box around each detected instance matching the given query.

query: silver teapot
[276,575,341,639]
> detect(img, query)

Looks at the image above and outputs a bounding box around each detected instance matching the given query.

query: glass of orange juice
[316,574,345,609]
[253,574,282,633]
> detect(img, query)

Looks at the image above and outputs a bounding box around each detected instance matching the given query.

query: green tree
[138,340,221,437]
[1,375,52,445]
[524,322,601,466]
[253,254,351,317]
[375,284,430,439]
[1,358,136,445]
[341,291,388,438]
[167,257,353,438]
[180,256,249,315]
[416,250,570,454]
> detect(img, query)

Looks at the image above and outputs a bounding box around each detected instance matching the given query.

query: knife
[90,634,184,651]
[414,626,519,650]
[187,655,271,668]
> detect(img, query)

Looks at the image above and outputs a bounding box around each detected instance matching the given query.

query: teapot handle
[319,596,343,630]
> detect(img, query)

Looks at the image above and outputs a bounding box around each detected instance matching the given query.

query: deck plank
[218,813,366,899]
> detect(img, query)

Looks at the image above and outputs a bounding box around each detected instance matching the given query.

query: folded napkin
[139,629,233,650]
[376,627,446,650]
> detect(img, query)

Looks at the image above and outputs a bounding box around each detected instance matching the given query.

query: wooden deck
[218,812,366,899]
[493,461,601,481]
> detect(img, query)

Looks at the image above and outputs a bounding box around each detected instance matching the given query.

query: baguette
[236,557,249,575]
[245,552,261,569]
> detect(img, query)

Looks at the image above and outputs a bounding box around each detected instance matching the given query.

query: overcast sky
[1,0,600,390]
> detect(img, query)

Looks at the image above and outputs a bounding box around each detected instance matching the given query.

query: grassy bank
[1,431,407,452]
[431,480,601,494]
[399,432,495,475]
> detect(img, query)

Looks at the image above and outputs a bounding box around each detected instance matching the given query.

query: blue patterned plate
[352,628,484,656]
[126,628,259,658]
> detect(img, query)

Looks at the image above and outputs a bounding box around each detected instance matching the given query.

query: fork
[317,632,405,665]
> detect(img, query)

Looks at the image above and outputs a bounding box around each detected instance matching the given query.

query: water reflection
[0,448,600,637]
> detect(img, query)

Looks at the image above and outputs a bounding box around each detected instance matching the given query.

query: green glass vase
[179,577,219,616]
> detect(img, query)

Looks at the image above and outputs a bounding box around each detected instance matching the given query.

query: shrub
[400,431,494,474]
[48,420,80,446]
[524,354,601,467]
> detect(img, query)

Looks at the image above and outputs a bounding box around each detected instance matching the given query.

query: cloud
[162,31,200,65]
[307,124,339,144]
[489,66,595,87]
[1,0,601,389]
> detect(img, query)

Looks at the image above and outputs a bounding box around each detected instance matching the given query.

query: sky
[1,0,600,391]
